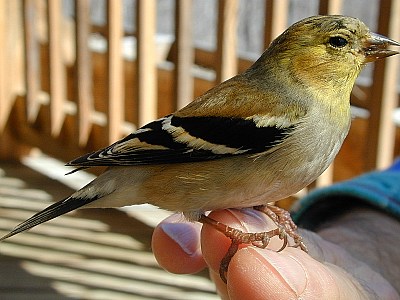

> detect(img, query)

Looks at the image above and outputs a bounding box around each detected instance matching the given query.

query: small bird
[1,15,399,281]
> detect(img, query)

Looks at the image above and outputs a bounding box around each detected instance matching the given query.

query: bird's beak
[363,32,400,62]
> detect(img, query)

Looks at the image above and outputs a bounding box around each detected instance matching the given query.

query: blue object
[387,157,400,171]
[292,158,400,227]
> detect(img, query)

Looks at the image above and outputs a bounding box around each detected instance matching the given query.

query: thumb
[226,243,368,300]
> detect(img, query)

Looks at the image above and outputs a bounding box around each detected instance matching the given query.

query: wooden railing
[1,0,399,187]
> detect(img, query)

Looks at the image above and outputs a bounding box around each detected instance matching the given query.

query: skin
[152,207,400,299]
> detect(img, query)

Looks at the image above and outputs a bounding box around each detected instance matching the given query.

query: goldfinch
[1,15,399,258]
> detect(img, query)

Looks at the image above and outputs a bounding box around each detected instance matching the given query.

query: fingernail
[228,208,275,232]
[248,247,307,294]
[160,221,202,257]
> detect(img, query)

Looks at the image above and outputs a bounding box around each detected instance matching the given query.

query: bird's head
[257,15,399,96]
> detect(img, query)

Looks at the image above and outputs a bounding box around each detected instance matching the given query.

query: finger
[209,269,229,300]
[152,213,206,274]
[298,229,398,299]
[227,247,371,300]
[201,209,394,299]
[201,209,286,278]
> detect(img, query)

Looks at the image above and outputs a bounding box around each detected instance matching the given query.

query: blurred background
[0,0,399,299]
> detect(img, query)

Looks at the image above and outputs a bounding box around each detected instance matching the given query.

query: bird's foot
[199,214,290,283]
[254,204,308,252]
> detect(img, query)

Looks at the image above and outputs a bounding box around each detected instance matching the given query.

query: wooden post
[264,0,288,47]
[174,0,194,109]
[365,0,400,170]
[48,0,66,137]
[216,0,238,83]
[75,0,94,146]
[315,0,343,187]
[23,0,41,124]
[318,0,343,15]
[107,0,124,143]
[0,0,9,132]
[137,0,157,125]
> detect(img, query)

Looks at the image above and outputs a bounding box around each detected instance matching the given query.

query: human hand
[152,209,399,299]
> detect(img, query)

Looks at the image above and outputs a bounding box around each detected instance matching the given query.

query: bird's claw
[200,214,296,283]
[255,204,308,253]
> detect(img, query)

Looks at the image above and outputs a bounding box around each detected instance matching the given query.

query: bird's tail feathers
[0,195,98,241]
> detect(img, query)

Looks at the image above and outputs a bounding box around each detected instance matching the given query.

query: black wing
[67,115,293,167]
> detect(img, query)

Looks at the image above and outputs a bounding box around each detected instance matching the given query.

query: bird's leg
[254,204,308,252]
[199,214,287,283]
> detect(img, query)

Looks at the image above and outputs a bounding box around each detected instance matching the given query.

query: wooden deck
[0,160,218,300]
[0,117,399,299]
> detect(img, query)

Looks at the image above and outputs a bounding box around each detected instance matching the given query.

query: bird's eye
[329,36,348,48]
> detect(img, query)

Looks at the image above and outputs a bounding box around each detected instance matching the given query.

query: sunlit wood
[48,0,66,136]
[0,162,218,299]
[23,0,41,124]
[75,0,94,146]
[216,0,238,83]
[315,0,343,187]
[174,0,194,109]
[264,0,289,47]
[107,0,124,143]
[318,0,343,14]
[137,0,157,125]
[365,0,400,170]
[0,0,8,131]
